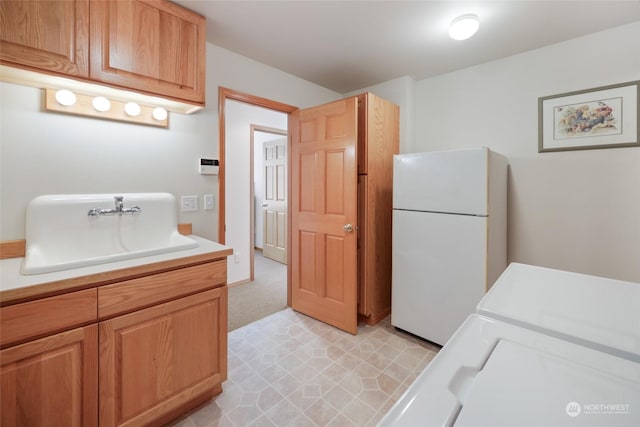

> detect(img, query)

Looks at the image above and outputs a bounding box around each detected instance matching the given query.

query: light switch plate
[204,194,214,210]
[181,195,198,212]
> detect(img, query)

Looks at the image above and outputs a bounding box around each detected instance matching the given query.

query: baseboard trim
[227,278,252,288]
[359,308,391,326]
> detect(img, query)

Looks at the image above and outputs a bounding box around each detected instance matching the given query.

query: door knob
[343,223,354,233]
[262,203,268,208]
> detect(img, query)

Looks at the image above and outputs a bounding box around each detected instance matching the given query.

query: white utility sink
[22,193,198,275]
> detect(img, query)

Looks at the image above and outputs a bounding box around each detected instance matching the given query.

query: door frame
[218,87,297,303]
[249,124,287,281]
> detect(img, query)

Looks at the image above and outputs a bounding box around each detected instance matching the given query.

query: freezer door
[392,209,487,345]
[393,148,488,215]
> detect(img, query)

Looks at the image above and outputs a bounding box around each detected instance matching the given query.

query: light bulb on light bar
[124,102,141,117]
[449,15,479,40]
[55,89,76,106]
[152,107,168,121]
[92,96,111,112]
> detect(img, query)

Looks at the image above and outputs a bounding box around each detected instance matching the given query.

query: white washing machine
[379,263,640,427]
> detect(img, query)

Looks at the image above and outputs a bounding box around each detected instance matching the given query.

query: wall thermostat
[199,158,219,175]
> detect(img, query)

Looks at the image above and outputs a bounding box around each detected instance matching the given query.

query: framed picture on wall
[538,80,639,153]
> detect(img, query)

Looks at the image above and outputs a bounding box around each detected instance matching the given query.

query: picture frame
[538,81,639,153]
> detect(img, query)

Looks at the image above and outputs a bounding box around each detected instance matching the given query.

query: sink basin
[22,193,199,275]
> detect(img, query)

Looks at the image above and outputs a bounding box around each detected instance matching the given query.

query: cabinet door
[0,0,89,77]
[99,287,227,427]
[90,0,205,104]
[0,325,98,427]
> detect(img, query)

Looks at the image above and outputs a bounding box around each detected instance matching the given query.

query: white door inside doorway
[261,137,287,264]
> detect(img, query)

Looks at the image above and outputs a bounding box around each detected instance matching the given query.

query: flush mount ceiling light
[449,14,479,40]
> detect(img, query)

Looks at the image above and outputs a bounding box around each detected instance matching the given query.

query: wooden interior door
[291,98,358,334]
[262,138,287,264]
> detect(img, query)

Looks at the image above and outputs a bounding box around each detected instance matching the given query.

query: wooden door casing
[99,288,227,427]
[0,325,98,427]
[291,98,358,334]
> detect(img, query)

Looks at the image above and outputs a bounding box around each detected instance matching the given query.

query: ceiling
[174,1,640,93]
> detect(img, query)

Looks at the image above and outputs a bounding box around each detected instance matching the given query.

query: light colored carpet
[227,250,287,331]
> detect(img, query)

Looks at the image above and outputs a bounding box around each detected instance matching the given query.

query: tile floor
[172,308,440,427]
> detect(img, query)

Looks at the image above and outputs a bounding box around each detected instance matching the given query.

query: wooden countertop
[0,236,232,306]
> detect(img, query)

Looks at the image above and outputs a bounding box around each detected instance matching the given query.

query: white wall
[0,82,220,240]
[414,22,640,282]
[0,43,339,246]
[208,43,340,110]
[4,23,637,284]
[225,101,286,284]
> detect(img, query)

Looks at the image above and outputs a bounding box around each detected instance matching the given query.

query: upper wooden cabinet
[90,0,206,104]
[0,0,90,77]
[0,0,206,106]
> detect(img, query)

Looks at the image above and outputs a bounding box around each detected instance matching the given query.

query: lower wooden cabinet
[98,287,227,427]
[0,325,98,427]
[0,257,229,427]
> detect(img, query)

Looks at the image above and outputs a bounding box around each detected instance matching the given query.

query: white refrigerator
[391,147,508,345]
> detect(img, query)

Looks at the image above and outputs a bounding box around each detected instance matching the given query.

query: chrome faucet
[88,196,142,217]
[115,196,124,212]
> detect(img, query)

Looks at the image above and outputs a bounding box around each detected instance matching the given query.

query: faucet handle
[114,196,124,202]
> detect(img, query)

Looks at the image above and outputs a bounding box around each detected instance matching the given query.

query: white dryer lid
[378,315,640,427]
[478,263,640,361]
[456,339,640,427]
